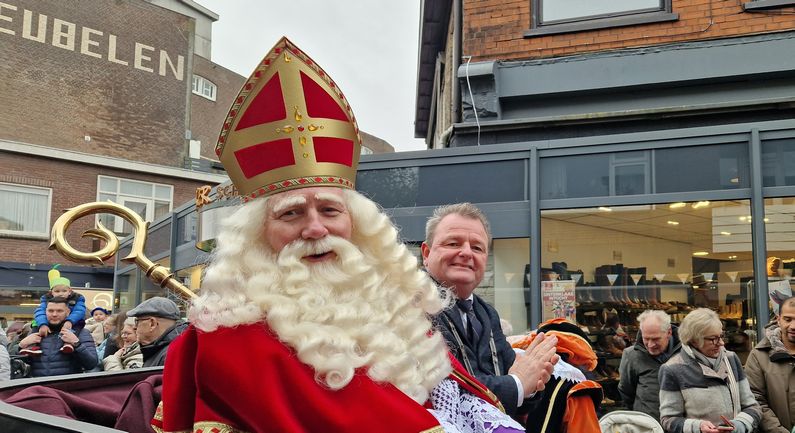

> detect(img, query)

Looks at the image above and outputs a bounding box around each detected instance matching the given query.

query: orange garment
[562,393,601,433]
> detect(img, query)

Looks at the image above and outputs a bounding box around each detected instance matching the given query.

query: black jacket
[140,321,188,367]
[433,294,521,414]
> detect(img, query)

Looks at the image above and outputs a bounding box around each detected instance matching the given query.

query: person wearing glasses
[659,308,761,433]
[126,297,186,367]
[102,317,143,371]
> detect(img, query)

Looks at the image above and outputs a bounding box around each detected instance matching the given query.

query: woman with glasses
[102,318,143,371]
[659,308,761,433]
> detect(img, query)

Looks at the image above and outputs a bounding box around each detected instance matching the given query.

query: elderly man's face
[263,187,352,262]
[46,302,69,326]
[421,214,488,300]
[640,319,671,356]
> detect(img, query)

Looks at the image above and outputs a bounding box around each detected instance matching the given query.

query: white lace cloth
[427,378,525,433]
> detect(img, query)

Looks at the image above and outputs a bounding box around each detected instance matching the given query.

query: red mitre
[216,37,362,202]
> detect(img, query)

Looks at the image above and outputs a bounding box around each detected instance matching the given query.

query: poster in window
[542,280,576,322]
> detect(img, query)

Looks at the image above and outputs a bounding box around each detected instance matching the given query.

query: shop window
[655,143,750,193]
[356,160,524,208]
[97,176,173,236]
[527,0,677,36]
[0,183,52,238]
[762,139,795,187]
[763,197,795,317]
[541,199,756,406]
[192,75,217,101]
[116,270,139,310]
[541,151,650,199]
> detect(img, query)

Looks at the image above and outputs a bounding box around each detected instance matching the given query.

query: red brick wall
[0,0,192,167]
[0,151,211,264]
[465,0,795,61]
[190,55,246,160]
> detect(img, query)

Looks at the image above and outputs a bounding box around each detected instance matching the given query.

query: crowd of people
[1,37,794,433]
[0,270,187,379]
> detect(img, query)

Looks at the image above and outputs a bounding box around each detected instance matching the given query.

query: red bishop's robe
[151,323,502,433]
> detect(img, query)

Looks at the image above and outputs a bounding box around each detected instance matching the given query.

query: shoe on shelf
[60,343,74,354]
[20,345,42,357]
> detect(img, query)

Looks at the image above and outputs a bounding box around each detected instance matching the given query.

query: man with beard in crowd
[152,37,556,433]
[745,295,795,433]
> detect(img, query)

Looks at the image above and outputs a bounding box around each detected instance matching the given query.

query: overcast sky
[195,0,426,152]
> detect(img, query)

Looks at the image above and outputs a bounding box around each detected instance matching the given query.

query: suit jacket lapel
[471,296,490,349]
[444,307,469,345]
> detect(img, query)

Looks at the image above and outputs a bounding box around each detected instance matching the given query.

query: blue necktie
[456,299,482,343]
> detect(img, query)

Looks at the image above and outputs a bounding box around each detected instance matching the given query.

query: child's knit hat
[48,264,71,289]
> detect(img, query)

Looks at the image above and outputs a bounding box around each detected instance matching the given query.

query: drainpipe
[452,0,462,125]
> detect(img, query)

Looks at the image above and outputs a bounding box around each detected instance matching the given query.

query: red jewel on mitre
[215,36,361,199]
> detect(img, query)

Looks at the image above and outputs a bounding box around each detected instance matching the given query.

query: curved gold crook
[49,201,196,300]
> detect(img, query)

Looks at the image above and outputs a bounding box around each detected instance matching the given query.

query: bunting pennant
[606,274,618,285]
[630,274,642,285]
[677,273,689,284]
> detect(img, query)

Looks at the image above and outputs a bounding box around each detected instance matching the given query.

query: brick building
[416,0,795,148]
[0,0,240,319]
[408,0,795,410]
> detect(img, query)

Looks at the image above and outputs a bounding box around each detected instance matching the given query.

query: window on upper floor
[0,183,52,239]
[192,75,217,101]
[526,0,678,37]
[96,176,173,236]
[743,0,795,11]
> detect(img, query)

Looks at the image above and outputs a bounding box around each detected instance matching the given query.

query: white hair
[637,309,672,332]
[190,188,452,403]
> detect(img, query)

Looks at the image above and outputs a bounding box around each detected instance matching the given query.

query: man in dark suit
[423,202,559,416]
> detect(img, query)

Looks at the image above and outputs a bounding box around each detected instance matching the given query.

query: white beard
[191,234,452,404]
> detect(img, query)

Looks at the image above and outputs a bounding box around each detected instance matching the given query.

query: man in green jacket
[745,295,795,433]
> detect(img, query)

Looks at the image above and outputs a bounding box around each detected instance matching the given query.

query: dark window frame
[743,0,795,10]
[525,0,678,38]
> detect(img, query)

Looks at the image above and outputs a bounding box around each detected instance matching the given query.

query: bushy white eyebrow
[315,192,345,205]
[271,195,307,214]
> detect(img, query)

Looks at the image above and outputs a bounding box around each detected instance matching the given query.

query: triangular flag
[630,274,642,285]
[725,271,738,282]
[702,272,714,281]
[504,273,516,284]
[549,272,559,281]
[654,273,666,282]
[570,273,582,284]
[606,274,618,285]
[677,273,689,284]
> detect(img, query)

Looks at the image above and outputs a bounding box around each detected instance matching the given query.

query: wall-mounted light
[669,202,686,209]
[598,207,612,212]
[667,220,679,225]
[692,201,710,209]
[693,251,710,256]
[721,231,732,236]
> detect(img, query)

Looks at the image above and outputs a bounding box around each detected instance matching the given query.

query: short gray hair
[425,203,492,246]
[637,309,672,332]
[679,308,721,348]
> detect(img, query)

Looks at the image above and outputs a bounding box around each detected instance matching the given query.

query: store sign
[542,280,576,323]
[195,184,238,209]
[0,2,185,81]
[195,184,239,252]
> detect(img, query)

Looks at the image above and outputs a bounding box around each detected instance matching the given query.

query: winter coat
[618,325,681,421]
[140,321,187,367]
[0,344,9,381]
[659,345,761,433]
[12,326,98,377]
[745,324,795,433]
[84,318,107,346]
[102,342,143,371]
